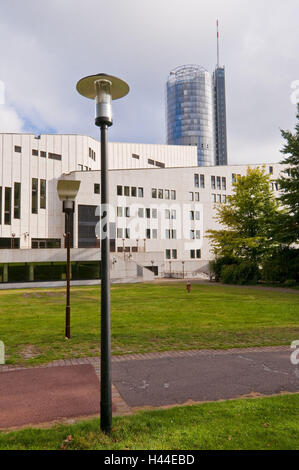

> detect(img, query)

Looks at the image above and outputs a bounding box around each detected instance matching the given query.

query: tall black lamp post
[57,179,81,339]
[76,73,129,434]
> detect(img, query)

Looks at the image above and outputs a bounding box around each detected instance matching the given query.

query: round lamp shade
[76,73,129,100]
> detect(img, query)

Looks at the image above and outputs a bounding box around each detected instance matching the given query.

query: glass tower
[213,66,227,166]
[166,65,215,166]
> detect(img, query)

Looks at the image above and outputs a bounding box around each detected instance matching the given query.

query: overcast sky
[0,0,298,164]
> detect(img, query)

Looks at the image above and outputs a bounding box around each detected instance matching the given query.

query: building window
[195,211,200,220]
[152,208,157,218]
[171,190,176,200]
[32,239,61,249]
[131,187,137,197]
[124,186,130,196]
[165,209,170,219]
[40,179,46,209]
[152,188,157,198]
[158,189,163,199]
[190,211,194,220]
[166,249,171,260]
[32,178,38,214]
[146,208,151,218]
[138,207,144,218]
[217,176,221,190]
[94,184,100,194]
[196,249,201,258]
[172,249,177,259]
[117,185,123,196]
[232,173,236,183]
[148,158,155,165]
[40,151,47,158]
[171,210,176,219]
[152,229,157,239]
[269,166,273,174]
[78,164,83,171]
[4,187,11,224]
[117,206,123,217]
[165,189,170,199]
[138,187,144,197]
[211,176,216,189]
[165,229,170,239]
[14,182,21,219]
[14,145,21,153]
[222,177,226,190]
[48,152,62,161]
[190,230,195,239]
[200,174,205,188]
[155,161,165,168]
[132,153,140,160]
[125,228,130,239]
[172,230,177,239]
[196,230,201,239]
[32,149,38,156]
[146,229,151,239]
[0,187,2,224]
[125,207,130,217]
[194,174,199,188]
[189,192,194,201]
[195,192,200,201]
[117,228,123,239]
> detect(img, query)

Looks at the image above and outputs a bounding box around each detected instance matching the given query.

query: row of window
[117,186,144,198]
[152,188,176,200]
[32,178,46,214]
[194,174,205,188]
[78,164,92,171]
[15,145,62,161]
[188,192,200,201]
[117,228,158,240]
[89,147,96,161]
[211,176,226,190]
[0,183,21,225]
[212,194,227,204]
[166,249,201,261]
[148,159,165,168]
[117,206,158,218]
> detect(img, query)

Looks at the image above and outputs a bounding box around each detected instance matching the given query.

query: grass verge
[0,394,298,450]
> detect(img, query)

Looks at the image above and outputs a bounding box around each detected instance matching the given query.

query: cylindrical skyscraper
[166,65,215,166]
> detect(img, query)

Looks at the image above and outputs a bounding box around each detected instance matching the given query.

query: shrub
[261,248,299,283]
[221,261,260,285]
[284,279,297,288]
[209,256,239,282]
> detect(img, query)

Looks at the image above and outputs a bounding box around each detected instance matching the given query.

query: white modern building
[0,133,281,284]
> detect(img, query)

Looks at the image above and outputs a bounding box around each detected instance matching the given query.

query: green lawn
[0,394,298,450]
[0,283,298,365]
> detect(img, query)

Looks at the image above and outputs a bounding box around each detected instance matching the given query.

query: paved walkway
[0,346,298,430]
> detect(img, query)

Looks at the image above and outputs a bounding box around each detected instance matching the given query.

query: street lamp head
[57,180,81,212]
[76,73,129,127]
[57,180,81,202]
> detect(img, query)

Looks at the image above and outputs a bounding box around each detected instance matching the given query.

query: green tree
[207,166,279,263]
[276,103,299,244]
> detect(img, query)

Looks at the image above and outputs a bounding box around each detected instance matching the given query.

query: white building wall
[0,133,282,271]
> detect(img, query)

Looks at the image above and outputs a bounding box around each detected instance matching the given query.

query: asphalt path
[112,348,299,408]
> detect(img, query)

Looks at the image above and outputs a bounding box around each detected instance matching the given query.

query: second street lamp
[76,73,129,434]
[57,179,81,339]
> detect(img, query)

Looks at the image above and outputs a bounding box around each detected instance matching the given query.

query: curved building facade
[166,65,215,166]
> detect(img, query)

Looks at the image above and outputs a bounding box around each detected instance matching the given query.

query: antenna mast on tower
[216,19,220,68]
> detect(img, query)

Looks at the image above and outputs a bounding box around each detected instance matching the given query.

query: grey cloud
[0,0,298,164]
